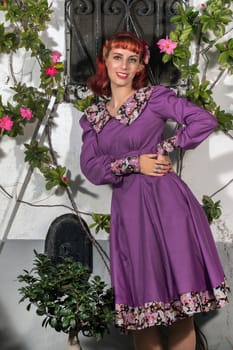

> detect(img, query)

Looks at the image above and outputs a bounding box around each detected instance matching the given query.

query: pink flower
[45,65,58,77]
[51,51,61,63]
[0,115,14,131]
[201,3,207,8]
[20,107,34,121]
[157,37,178,55]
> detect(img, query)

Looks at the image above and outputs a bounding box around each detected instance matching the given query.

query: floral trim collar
[84,86,153,133]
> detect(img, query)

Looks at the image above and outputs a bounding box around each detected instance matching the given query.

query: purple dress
[80,85,229,331]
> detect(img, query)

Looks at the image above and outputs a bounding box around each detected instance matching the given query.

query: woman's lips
[116,72,129,79]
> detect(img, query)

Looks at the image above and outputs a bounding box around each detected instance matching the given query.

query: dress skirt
[110,172,229,330]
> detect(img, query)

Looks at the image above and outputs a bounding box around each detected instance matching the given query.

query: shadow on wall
[0,300,28,350]
[80,326,134,350]
[0,240,231,350]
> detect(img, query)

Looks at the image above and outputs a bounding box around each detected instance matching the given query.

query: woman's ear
[139,63,144,71]
[135,64,145,76]
[138,63,146,73]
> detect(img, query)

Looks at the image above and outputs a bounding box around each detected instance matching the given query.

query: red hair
[87,32,149,97]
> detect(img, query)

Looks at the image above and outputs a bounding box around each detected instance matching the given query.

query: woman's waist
[112,146,158,159]
[112,171,180,190]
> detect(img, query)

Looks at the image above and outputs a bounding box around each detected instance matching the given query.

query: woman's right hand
[139,154,172,177]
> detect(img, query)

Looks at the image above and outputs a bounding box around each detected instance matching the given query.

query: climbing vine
[157,0,233,223]
[0,0,232,238]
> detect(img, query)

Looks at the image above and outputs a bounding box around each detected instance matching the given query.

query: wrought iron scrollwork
[132,0,155,16]
[75,0,94,15]
[65,0,190,99]
[166,0,189,16]
[103,0,125,15]
[65,0,72,31]
[103,0,155,16]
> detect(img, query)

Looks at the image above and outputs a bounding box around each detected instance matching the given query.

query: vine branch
[43,116,111,271]
[210,178,233,198]
[0,183,111,271]
[223,131,233,140]
[210,69,226,90]
[9,52,17,85]
[194,24,203,67]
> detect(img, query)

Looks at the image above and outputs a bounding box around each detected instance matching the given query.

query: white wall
[189,0,233,245]
[0,0,111,242]
[0,1,232,243]
[0,1,233,349]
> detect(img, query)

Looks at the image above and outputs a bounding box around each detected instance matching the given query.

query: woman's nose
[121,59,128,70]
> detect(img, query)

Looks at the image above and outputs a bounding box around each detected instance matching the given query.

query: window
[65,0,189,100]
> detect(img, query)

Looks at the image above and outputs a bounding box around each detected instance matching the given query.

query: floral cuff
[157,135,178,155]
[111,156,140,175]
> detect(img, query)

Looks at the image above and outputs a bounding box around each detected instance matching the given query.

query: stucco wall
[0,1,232,242]
[0,1,233,349]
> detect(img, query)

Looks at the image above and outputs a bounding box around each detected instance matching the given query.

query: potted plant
[17,250,115,350]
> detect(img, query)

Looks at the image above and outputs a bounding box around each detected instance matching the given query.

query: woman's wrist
[111,155,140,175]
[157,135,178,155]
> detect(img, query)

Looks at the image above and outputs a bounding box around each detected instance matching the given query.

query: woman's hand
[139,154,172,177]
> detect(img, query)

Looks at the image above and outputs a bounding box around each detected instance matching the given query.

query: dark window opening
[45,214,93,271]
[64,0,189,100]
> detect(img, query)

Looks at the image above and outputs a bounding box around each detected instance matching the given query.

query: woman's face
[105,47,143,89]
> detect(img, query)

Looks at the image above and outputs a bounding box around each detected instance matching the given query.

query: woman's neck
[108,87,136,110]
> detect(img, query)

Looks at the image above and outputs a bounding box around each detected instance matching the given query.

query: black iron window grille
[64,0,189,100]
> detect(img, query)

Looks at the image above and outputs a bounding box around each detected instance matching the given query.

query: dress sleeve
[79,116,123,185]
[150,86,218,152]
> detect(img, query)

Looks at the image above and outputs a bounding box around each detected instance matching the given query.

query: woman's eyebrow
[112,51,139,57]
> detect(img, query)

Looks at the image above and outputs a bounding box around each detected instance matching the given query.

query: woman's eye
[113,55,121,60]
[129,57,137,63]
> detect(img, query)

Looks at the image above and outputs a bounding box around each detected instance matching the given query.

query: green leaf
[169,31,179,42]
[24,141,51,169]
[179,26,193,42]
[36,306,46,316]
[42,165,68,190]
[215,107,233,131]
[90,214,111,234]
[74,95,95,112]
[17,251,114,337]
[62,318,70,329]
[218,51,230,63]
[26,303,32,311]
[162,53,172,64]
[70,319,77,329]
[202,195,222,224]
[181,64,199,79]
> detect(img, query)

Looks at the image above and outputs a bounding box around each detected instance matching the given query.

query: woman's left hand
[139,153,173,176]
[156,154,173,175]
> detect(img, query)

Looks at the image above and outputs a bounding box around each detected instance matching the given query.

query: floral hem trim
[115,280,230,330]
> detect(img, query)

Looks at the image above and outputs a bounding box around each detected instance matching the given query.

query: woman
[79,32,229,350]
